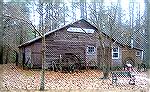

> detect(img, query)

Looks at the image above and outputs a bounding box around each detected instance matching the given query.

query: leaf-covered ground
[0,63,149,92]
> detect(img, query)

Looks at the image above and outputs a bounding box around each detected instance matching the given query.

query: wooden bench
[138,63,147,72]
[129,74,136,85]
[111,71,132,85]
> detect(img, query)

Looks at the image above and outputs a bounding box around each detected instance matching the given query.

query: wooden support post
[52,61,55,71]
[22,52,25,69]
[59,54,62,72]
[15,51,18,66]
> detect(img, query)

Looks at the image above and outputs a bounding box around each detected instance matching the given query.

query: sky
[3,0,145,26]
[70,0,144,26]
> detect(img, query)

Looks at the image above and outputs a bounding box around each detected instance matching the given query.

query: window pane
[87,46,95,54]
[112,47,119,59]
[113,53,118,57]
[136,51,140,56]
[113,48,118,52]
[137,52,140,55]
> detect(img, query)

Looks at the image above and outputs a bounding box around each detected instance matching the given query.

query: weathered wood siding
[112,44,122,66]
[86,44,97,67]
[122,47,142,66]
[25,46,31,66]
[27,20,99,68]
[31,42,42,68]
[134,49,142,65]
[19,19,143,68]
[44,26,98,67]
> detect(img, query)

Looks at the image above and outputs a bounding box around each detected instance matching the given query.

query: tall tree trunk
[5,48,9,64]
[117,0,122,26]
[80,0,84,19]
[19,26,24,44]
[72,1,77,21]
[23,53,25,69]
[15,51,18,66]
[80,0,87,19]
[63,2,66,25]
[0,0,3,64]
[144,0,150,67]
[38,0,45,90]
[0,46,3,64]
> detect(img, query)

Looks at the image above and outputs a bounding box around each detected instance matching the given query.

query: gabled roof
[18,19,143,51]
[18,19,97,48]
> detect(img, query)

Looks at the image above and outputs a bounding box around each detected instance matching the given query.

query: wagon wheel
[62,53,79,72]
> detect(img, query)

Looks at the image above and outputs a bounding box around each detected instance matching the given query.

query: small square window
[136,51,140,56]
[112,47,119,59]
[113,53,118,57]
[113,48,118,52]
[87,46,95,55]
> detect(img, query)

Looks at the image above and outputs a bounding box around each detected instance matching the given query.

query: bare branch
[3,15,43,37]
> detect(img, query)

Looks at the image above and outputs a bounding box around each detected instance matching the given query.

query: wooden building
[18,19,143,69]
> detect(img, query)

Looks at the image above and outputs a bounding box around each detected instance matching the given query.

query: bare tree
[144,0,150,67]
[87,0,121,78]
[44,0,68,31]
[3,2,31,64]
[34,0,70,90]
[80,0,87,19]
[0,0,3,64]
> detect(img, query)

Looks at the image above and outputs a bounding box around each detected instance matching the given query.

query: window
[67,27,95,33]
[136,51,140,56]
[112,47,119,59]
[87,46,95,55]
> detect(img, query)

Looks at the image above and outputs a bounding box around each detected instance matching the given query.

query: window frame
[87,45,96,55]
[141,51,143,60]
[136,51,141,57]
[112,47,119,59]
